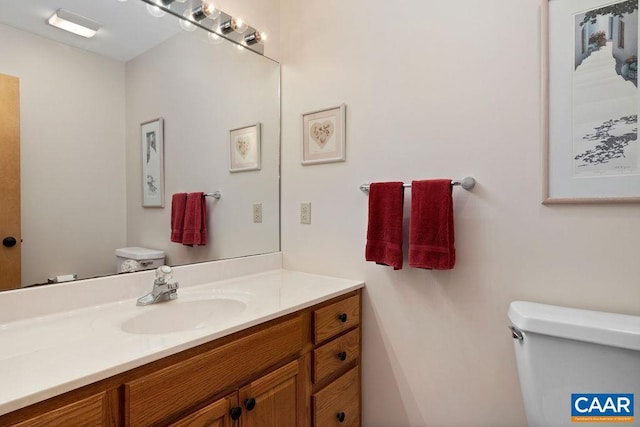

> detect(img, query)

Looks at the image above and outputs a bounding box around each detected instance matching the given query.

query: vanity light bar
[48,9,101,38]
[140,0,265,55]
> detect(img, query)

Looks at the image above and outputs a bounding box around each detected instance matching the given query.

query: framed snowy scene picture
[545,0,640,202]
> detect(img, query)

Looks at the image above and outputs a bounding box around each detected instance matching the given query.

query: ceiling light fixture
[47,9,101,38]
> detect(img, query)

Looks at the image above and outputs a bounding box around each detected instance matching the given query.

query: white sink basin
[121,297,247,334]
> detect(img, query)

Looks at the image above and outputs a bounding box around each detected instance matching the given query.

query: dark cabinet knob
[244,397,256,411]
[229,406,242,420]
[338,313,348,323]
[337,351,347,361]
[2,237,17,248]
[337,412,346,423]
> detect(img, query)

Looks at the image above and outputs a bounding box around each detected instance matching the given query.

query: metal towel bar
[359,177,475,193]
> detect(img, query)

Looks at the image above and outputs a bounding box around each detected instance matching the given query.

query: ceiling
[0,0,182,62]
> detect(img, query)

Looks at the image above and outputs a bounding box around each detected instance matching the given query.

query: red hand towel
[170,193,187,243]
[365,182,405,270]
[182,192,208,246]
[409,180,455,270]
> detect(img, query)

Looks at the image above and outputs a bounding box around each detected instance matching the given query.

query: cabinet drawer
[313,328,360,384]
[313,295,360,344]
[312,366,360,427]
[125,316,303,426]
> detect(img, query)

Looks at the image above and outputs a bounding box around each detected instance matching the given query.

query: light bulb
[220,17,248,34]
[192,1,220,21]
[179,10,196,31]
[244,30,266,45]
[233,18,248,33]
[207,31,223,44]
[146,3,166,17]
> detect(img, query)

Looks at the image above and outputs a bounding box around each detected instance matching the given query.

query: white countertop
[0,269,363,416]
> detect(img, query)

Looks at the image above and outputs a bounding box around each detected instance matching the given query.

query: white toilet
[115,247,165,273]
[508,301,640,427]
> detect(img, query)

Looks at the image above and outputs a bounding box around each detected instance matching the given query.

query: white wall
[126,31,280,266]
[279,1,640,426]
[0,24,127,285]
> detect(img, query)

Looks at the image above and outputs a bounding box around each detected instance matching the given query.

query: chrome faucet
[136,265,179,306]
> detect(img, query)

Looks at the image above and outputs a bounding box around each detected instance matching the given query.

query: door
[239,360,300,427]
[0,73,21,290]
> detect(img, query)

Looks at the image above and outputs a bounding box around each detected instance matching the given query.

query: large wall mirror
[0,0,280,290]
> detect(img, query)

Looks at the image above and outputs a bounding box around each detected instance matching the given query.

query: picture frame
[301,104,346,165]
[140,118,164,207]
[544,0,640,203]
[229,123,261,172]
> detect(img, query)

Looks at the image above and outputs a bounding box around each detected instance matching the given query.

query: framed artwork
[141,118,164,207]
[301,104,346,165]
[229,123,261,172]
[544,0,640,203]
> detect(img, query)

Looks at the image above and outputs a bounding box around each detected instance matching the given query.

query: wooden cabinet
[239,360,300,427]
[10,392,117,427]
[124,316,303,426]
[313,367,360,427]
[171,361,301,427]
[311,294,361,427]
[0,290,361,427]
[169,393,237,427]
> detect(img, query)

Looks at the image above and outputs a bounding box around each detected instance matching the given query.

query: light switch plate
[253,203,262,223]
[300,202,311,224]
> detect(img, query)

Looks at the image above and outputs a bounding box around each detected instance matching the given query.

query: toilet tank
[508,301,640,427]
[115,247,165,273]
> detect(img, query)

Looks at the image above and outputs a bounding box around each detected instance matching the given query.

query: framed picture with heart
[229,123,261,172]
[301,104,346,165]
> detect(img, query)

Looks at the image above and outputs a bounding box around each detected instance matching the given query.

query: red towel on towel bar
[409,180,455,270]
[170,193,187,243]
[182,192,208,246]
[365,182,405,270]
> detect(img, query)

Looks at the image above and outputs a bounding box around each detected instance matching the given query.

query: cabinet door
[239,360,300,427]
[170,393,238,427]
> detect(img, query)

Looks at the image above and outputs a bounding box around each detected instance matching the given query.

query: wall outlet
[253,203,262,223]
[300,202,311,224]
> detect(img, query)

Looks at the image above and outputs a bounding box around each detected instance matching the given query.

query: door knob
[244,397,256,411]
[229,406,242,420]
[2,237,17,248]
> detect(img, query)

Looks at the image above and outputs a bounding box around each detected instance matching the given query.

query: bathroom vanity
[0,258,363,426]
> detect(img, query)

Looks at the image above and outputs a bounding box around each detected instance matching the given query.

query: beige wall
[279,1,640,426]
[0,24,126,285]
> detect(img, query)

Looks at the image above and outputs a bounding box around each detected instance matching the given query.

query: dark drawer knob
[337,351,347,361]
[230,406,242,420]
[337,412,346,423]
[244,397,256,411]
[2,237,17,248]
[338,313,348,323]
